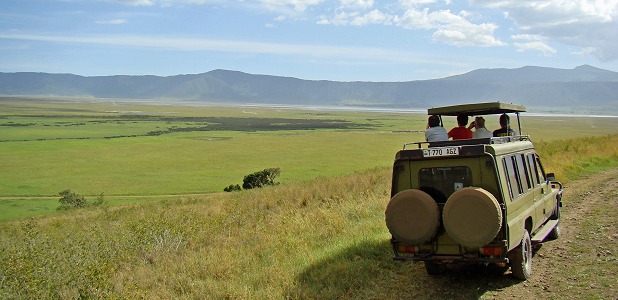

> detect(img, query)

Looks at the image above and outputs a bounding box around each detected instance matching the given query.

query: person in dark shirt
[448,114,473,140]
[493,113,517,137]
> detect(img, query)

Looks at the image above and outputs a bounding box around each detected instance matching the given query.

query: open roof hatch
[427,102,526,135]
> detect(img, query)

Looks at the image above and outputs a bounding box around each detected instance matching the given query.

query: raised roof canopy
[427,102,527,116]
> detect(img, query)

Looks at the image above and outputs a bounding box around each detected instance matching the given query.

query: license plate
[423,147,460,157]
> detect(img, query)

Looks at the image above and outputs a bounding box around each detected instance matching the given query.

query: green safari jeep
[386,102,563,280]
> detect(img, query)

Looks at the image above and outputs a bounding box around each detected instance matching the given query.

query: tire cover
[385,189,440,244]
[443,187,502,248]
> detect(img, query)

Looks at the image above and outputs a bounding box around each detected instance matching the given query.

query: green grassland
[0,138,616,299]
[1,97,618,298]
[1,97,618,222]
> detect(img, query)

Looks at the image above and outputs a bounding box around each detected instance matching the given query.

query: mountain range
[1,65,617,114]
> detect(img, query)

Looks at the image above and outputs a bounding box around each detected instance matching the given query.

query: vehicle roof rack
[427,102,526,116]
[403,135,531,150]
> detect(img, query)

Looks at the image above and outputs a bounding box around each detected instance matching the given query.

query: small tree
[58,189,86,210]
[242,168,281,190]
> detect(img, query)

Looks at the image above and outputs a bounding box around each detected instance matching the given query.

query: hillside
[1,65,618,114]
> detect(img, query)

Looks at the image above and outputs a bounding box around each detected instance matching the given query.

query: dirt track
[485,168,618,299]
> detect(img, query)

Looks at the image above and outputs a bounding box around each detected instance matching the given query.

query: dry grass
[1,135,617,299]
[535,134,618,183]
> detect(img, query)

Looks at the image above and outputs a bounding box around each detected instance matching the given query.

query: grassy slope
[1,134,617,299]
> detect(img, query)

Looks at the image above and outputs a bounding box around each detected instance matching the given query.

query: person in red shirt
[448,114,473,140]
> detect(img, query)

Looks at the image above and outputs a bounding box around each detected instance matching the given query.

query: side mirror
[547,172,556,181]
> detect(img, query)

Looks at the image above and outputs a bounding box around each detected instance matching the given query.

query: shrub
[242,168,280,190]
[57,190,105,210]
[224,168,281,192]
[224,184,242,192]
[58,189,87,210]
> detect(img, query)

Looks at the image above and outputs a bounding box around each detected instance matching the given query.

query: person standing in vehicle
[493,113,517,137]
[468,116,493,138]
[448,114,473,140]
[425,115,448,142]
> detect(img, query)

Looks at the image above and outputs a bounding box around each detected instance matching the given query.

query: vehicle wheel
[424,261,446,276]
[547,223,560,240]
[442,187,502,248]
[509,230,532,280]
[385,189,440,244]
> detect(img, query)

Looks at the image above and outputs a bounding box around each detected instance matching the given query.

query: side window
[503,156,520,200]
[516,154,531,191]
[526,153,540,186]
[535,155,547,182]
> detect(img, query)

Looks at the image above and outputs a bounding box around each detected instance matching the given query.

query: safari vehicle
[385,102,563,280]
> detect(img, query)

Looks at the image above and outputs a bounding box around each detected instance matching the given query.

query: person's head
[457,114,468,126]
[499,114,510,128]
[428,115,441,127]
[475,117,486,129]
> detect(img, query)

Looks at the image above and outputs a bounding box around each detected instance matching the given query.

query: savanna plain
[0,97,617,299]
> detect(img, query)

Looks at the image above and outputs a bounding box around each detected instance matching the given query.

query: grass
[535,134,618,183]
[1,98,618,222]
[0,98,618,299]
[0,132,617,298]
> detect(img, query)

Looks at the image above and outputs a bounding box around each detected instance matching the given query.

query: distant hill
[1,65,617,114]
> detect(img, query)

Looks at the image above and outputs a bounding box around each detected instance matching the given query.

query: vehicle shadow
[288,239,521,299]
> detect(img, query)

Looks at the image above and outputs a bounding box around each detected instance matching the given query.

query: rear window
[419,167,472,203]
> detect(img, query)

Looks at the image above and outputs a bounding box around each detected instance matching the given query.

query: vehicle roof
[427,102,527,116]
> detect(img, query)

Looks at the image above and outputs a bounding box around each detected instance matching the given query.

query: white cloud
[350,9,394,26]
[396,8,435,29]
[400,0,438,7]
[95,19,128,25]
[0,33,467,67]
[106,0,155,6]
[513,41,557,56]
[260,0,324,12]
[510,34,556,56]
[397,8,506,46]
[471,0,618,60]
[318,11,357,25]
[340,0,374,10]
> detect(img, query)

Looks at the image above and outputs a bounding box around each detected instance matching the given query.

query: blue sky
[1,0,617,81]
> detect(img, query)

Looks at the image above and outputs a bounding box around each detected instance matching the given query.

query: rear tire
[385,189,440,244]
[509,230,532,280]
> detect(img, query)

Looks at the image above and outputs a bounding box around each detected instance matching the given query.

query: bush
[57,189,105,210]
[58,189,86,210]
[224,184,242,192]
[242,168,281,190]
[223,168,281,192]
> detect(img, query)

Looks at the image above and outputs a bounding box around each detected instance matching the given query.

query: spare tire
[443,187,502,248]
[385,189,440,244]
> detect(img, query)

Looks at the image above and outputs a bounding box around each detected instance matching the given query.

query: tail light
[398,244,417,253]
[481,246,504,256]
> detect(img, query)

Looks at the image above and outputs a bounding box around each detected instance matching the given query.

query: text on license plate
[423,147,460,157]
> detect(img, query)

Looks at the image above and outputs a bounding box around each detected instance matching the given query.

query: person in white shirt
[425,115,448,142]
[468,116,493,138]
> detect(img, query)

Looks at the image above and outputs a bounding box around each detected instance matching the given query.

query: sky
[1,0,618,81]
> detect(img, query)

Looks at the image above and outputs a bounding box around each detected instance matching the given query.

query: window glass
[511,156,523,195]
[526,153,540,186]
[516,154,531,191]
[535,156,547,182]
[503,157,519,199]
[419,167,472,203]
